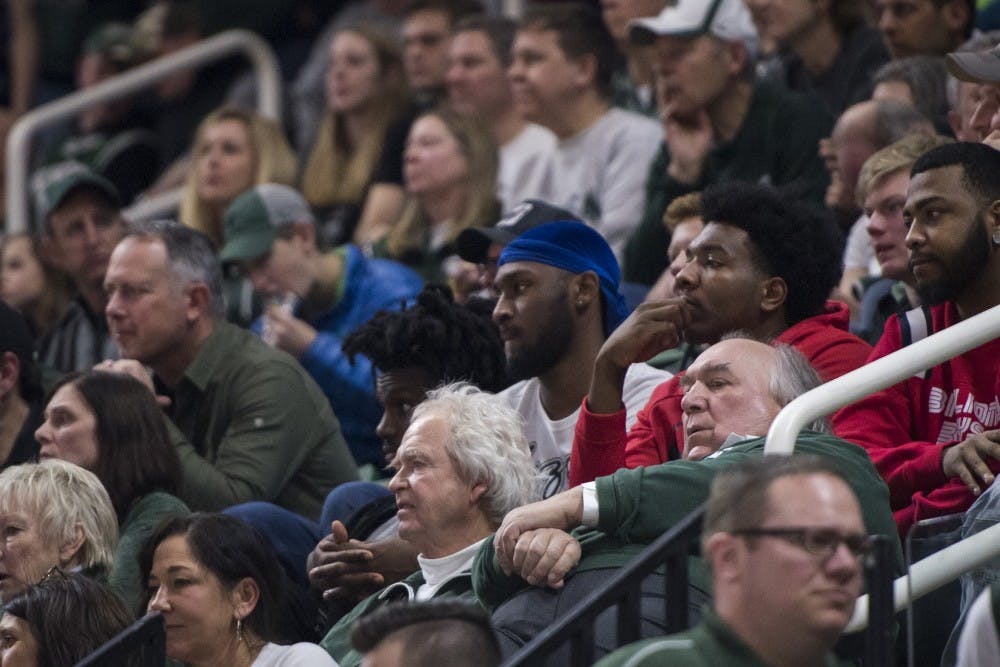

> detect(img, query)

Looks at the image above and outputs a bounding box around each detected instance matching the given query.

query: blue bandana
[498,221,629,336]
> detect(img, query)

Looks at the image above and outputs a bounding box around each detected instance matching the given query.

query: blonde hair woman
[179,107,297,246]
[376,107,499,286]
[0,459,118,602]
[301,26,410,246]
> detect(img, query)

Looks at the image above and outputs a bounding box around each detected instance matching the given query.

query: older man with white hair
[320,383,538,667]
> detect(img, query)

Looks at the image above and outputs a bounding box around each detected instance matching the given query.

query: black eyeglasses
[732,527,873,561]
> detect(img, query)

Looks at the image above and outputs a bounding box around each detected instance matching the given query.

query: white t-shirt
[499,123,557,213]
[253,642,339,666]
[956,587,1000,667]
[548,108,662,261]
[500,363,670,498]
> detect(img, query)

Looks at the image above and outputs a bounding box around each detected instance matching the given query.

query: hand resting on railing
[505,528,582,589]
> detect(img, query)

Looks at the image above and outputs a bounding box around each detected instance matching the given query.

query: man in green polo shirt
[595,455,866,666]
[99,220,358,518]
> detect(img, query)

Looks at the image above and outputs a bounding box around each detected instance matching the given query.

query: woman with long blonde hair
[376,107,499,288]
[179,107,297,246]
[301,26,410,246]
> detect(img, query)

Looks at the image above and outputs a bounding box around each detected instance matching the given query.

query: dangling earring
[236,617,244,643]
[993,230,1000,247]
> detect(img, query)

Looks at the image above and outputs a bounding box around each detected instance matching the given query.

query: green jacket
[594,607,853,666]
[165,322,358,519]
[320,568,480,667]
[474,432,901,608]
[109,491,190,612]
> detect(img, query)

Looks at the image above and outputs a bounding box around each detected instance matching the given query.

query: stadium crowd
[5,0,1000,665]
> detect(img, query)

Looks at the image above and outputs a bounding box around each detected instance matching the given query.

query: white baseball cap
[629,0,757,46]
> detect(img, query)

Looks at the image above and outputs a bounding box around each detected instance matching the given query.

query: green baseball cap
[220,183,315,263]
[32,160,121,226]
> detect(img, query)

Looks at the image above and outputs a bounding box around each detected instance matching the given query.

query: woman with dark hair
[0,571,135,666]
[141,513,336,666]
[34,371,189,610]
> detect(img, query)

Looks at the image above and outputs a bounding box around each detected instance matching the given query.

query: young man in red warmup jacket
[570,180,872,485]
[833,142,1000,534]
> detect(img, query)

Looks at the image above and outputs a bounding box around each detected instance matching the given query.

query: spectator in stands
[947,38,1000,149]
[447,16,556,213]
[0,573,135,667]
[477,337,897,660]
[622,0,831,285]
[0,304,42,469]
[492,220,669,497]
[319,383,537,667]
[0,233,71,338]
[600,0,662,117]
[35,371,189,610]
[142,513,337,665]
[402,0,483,107]
[100,220,358,518]
[872,56,952,133]
[746,0,889,116]
[571,181,870,484]
[179,106,297,248]
[509,3,661,261]
[456,199,580,292]
[944,32,1000,142]
[219,183,424,468]
[641,193,707,373]
[0,459,117,602]
[833,142,1000,534]
[32,161,125,373]
[851,132,953,344]
[642,192,704,303]
[351,600,501,667]
[306,286,507,610]
[133,2,242,165]
[877,0,975,59]
[595,456,870,666]
[44,22,162,205]
[824,100,934,313]
[349,0,484,248]
[372,107,499,291]
[300,26,410,247]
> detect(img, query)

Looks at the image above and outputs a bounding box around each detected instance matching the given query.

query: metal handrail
[5,28,282,234]
[503,505,706,666]
[765,303,1000,456]
[762,303,1000,634]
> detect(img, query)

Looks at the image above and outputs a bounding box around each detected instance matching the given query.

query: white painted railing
[762,303,1000,632]
[4,29,282,234]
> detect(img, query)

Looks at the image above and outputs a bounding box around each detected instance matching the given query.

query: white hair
[0,460,118,571]
[412,382,539,525]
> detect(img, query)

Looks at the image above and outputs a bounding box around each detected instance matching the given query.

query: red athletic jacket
[570,301,871,486]
[834,301,1000,534]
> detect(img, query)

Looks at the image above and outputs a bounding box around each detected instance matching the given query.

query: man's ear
[759,276,787,314]
[185,282,214,322]
[39,235,65,272]
[0,352,20,400]
[570,52,598,90]
[572,272,601,310]
[705,532,743,585]
[291,222,316,248]
[723,40,748,78]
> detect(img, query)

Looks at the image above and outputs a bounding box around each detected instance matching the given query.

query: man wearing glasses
[596,455,870,665]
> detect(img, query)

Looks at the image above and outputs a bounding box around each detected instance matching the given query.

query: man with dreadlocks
[300,284,509,626]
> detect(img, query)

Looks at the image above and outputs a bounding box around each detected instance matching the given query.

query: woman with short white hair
[0,459,118,602]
